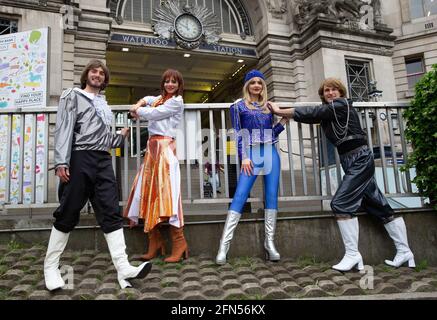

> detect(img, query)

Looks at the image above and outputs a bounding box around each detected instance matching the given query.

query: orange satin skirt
[124,135,184,233]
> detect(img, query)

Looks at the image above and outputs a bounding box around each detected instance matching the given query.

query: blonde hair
[242,77,270,113]
[318,78,348,103]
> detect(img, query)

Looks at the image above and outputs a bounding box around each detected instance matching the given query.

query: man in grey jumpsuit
[44,59,151,291]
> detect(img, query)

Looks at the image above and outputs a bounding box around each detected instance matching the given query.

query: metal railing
[0,101,424,218]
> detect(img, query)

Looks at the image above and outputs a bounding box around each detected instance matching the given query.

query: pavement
[1,244,437,300]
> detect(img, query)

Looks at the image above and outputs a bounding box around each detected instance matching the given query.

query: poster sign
[0,28,49,204]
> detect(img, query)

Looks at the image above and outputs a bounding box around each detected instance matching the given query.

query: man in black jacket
[268,78,416,271]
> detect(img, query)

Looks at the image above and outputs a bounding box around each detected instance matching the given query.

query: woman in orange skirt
[125,69,188,263]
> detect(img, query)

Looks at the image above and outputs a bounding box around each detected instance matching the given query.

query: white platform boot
[104,228,152,289]
[384,217,416,268]
[264,209,280,261]
[332,217,364,271]
[44,226,70,291]
[216,210,241,265]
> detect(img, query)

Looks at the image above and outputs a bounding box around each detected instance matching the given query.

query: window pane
[346,60,371,102]
[410,0,424,19]
[424,0,437,16]
[406,58,424,75]
[408,74,424,89]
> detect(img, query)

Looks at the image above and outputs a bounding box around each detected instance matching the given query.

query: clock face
[174,13,203,41]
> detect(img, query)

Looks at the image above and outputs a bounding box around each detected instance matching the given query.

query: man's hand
[119,127,130,138]
[267,101,281,114]
[56,166,70,183]
[129,104,140,120]
[241,158,254,176]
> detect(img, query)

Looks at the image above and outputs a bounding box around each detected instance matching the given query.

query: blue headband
[244,69,265,84]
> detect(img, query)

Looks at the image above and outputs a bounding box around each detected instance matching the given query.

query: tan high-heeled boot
[164,226,188,263]
[141,226,166,261]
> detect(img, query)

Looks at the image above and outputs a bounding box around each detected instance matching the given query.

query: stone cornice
[0,0,67,14]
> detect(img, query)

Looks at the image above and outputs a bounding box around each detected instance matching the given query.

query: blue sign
[110,33,257,58]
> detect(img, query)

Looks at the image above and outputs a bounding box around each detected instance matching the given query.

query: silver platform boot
[264,209,280,261]
[216,210,241,265]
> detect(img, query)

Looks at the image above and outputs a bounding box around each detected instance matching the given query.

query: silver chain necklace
[330,98,350,140]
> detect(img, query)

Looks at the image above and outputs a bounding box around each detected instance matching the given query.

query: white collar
[74,88,100,101]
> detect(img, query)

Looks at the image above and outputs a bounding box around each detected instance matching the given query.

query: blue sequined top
[230,99,285,160]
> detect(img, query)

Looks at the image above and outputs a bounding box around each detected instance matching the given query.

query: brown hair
[161,69,184,97]
[318,78,348,103]
[80,59,110,90]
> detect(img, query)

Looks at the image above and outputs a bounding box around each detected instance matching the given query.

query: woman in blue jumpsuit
[216,70,288,265]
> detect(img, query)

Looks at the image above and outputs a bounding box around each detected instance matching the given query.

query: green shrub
[402,64,437,209]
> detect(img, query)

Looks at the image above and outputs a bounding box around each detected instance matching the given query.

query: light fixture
[237,59,244,63]
[184,53,191,58]
[122,47,129,52]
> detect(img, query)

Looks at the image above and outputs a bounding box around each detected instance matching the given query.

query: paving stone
[2,256,17,266]
[27,264,44,274]
[290,270,308,278]
[35,280,46,290]
[337,284,364,296]
[378,272,396,281]
[72,289,95,300]
[94,253,111,262]
[280,281,302,293]
[223,288,247,300]
[79,278,100,290]
[275,273,293,282]
[317,280,338,291]
[235,267,253,276]
[161,276,179,287]
[72,265,87,275]
[370,276,384,287]
[202,275,221,286]
[302,266,323,273]
[19,274,40,285]
[162,268,179,276]
[89,260,109,270]
[422,277,437,287]
[83,269,104,279]
[182,291,206,300]
[181,264,199,274]
[95,294,117,300]
[296,276,314,287]
[283,262,300,271]
[199,260,216,269]
[217,265,233,272]
[80,250,97,258]
[181,281,202,291]
[117,288,141,300]
[139,292,160,300]
[259,277,279,289]
[199,268,218,277]
[220,271,237,280]
[410,281,435,293]
[0,280,14,290]
[96,283,119,295]
[387,278,411,290]
[141,282,161,293]
[10,284,32,297]
[263,286,289,299]
[222,279,241,290]
[145,271,162,282]
[372,283,402,294]
[21,252,39,261]
[238,274,258,284]
[332,275,351,285]
[301,285,330,298]
[181,272,200,282]
[252,263,269,272]
[51,295,72,300]
[12,260,33,270]
[242,282,263,295]
[102,274,118,283]
[74,257,92,265]
[28,290,52,300]
[323,269,343,277]
[2,269,25,281]
[344,272,364,282]
[161,287,182,299]
[311,272,329,281]
[202,285,224,297]
[255,270,274,279]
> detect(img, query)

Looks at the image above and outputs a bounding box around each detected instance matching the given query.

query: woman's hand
[241,158,254,176]
[129,103,141,120]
